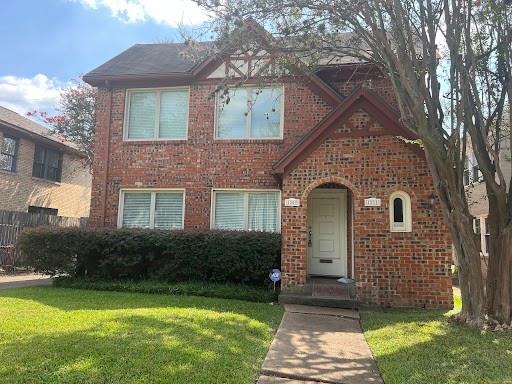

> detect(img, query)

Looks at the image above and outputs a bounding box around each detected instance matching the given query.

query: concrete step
[278,293,359,309]
[312,283,353,298]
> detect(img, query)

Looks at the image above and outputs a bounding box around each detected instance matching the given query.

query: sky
[0,0,209,115]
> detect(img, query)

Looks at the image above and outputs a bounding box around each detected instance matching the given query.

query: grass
[361,294,512,384]
[0,287,283,384]
[54,277,278,303]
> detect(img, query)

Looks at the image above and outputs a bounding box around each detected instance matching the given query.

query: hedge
[54,278,278,303]
[19,228,281,286]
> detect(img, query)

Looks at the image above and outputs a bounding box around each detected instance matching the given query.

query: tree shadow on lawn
[0,286,281,324]
[0,309,274,384]
[360,308,512,384]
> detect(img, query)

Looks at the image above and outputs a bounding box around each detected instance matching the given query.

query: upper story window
[124,88,189,140]
[463,158,471,186]
[0,135,18,172]
[118,189,185,230]
[472,162,482,182]
[32,145,63,182]
[216,86,283,139]
[484,217,490,255]
[389,191,412,232]
[464,154,482,185]
[212,190,280,232]
[473,217,481,235]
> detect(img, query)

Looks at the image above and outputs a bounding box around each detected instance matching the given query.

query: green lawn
[361,295,512,384]
[0,287,283,384]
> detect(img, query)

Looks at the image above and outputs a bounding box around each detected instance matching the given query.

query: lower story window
[212,190,280,232]
[118,189,184,229]
[28,206,58,216]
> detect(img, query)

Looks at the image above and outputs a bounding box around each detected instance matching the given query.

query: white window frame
[123,87,190,141]
[389,191,412,233]
[214,85,285,140]
[471,153,483,183]
[117,188,185,229]
[478,215,489,256]
[210,188,282,232]
[473,217,481,235]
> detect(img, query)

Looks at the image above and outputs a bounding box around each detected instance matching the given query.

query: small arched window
[390,191,412,232]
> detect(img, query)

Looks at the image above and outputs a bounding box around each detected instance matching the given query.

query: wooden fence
[0,210,87,272]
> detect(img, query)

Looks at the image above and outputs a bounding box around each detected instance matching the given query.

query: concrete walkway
[258,304,383,384]
[0,273,52,290]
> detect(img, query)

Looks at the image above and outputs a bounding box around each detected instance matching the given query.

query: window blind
[214,192,245,229]
[214,191,279,232]
[159,90,188,139]
[127,89,189,140]
[122,192,151,228]
[154,192,184,229]
[127,92,157,139]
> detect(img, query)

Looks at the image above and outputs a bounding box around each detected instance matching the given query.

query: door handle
[308,226,312,247]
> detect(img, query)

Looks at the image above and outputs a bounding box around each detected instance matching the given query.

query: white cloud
[73,0,210,27]
[0,74,66,115]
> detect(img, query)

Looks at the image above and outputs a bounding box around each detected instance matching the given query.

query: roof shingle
[0,106,78,151]
[84,42,213,80]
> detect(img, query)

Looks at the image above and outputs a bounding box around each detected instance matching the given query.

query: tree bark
[486,217,512,323]
[424,144,486,325]
[451,208,486,325]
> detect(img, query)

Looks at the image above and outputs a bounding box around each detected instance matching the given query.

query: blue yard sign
[269,269,281,291]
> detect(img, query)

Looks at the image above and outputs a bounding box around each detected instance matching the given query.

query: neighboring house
[0,106,92,218]
[465,129,511,269]
[83,25,453,308]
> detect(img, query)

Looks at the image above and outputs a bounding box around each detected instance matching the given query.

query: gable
[193,20,344,107]
[205,48,274,79]
[197,53,344,108]
[332,108,387,137]
[273,87,419,174]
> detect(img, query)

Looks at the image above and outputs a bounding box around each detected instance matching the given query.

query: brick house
[0,106,91,218]
[83,34,453,308]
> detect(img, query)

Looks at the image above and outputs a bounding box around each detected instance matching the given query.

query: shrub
[54,277,278,303]
[19,228,280,286]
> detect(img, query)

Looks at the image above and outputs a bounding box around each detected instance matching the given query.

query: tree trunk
[486,222,512,323]
[449,208,486,325]
[424,150,486,325]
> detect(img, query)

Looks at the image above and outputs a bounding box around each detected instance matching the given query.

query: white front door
[307,189,347,276]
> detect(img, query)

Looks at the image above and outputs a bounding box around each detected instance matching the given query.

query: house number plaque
[364,197,382,207]
[284,198,300,207]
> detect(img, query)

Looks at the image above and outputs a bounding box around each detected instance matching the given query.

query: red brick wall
[281,118,453,308]
[89,80,332,227]
[89,74,452,308]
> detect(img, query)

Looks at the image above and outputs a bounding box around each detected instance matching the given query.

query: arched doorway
[306,182,354,278]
